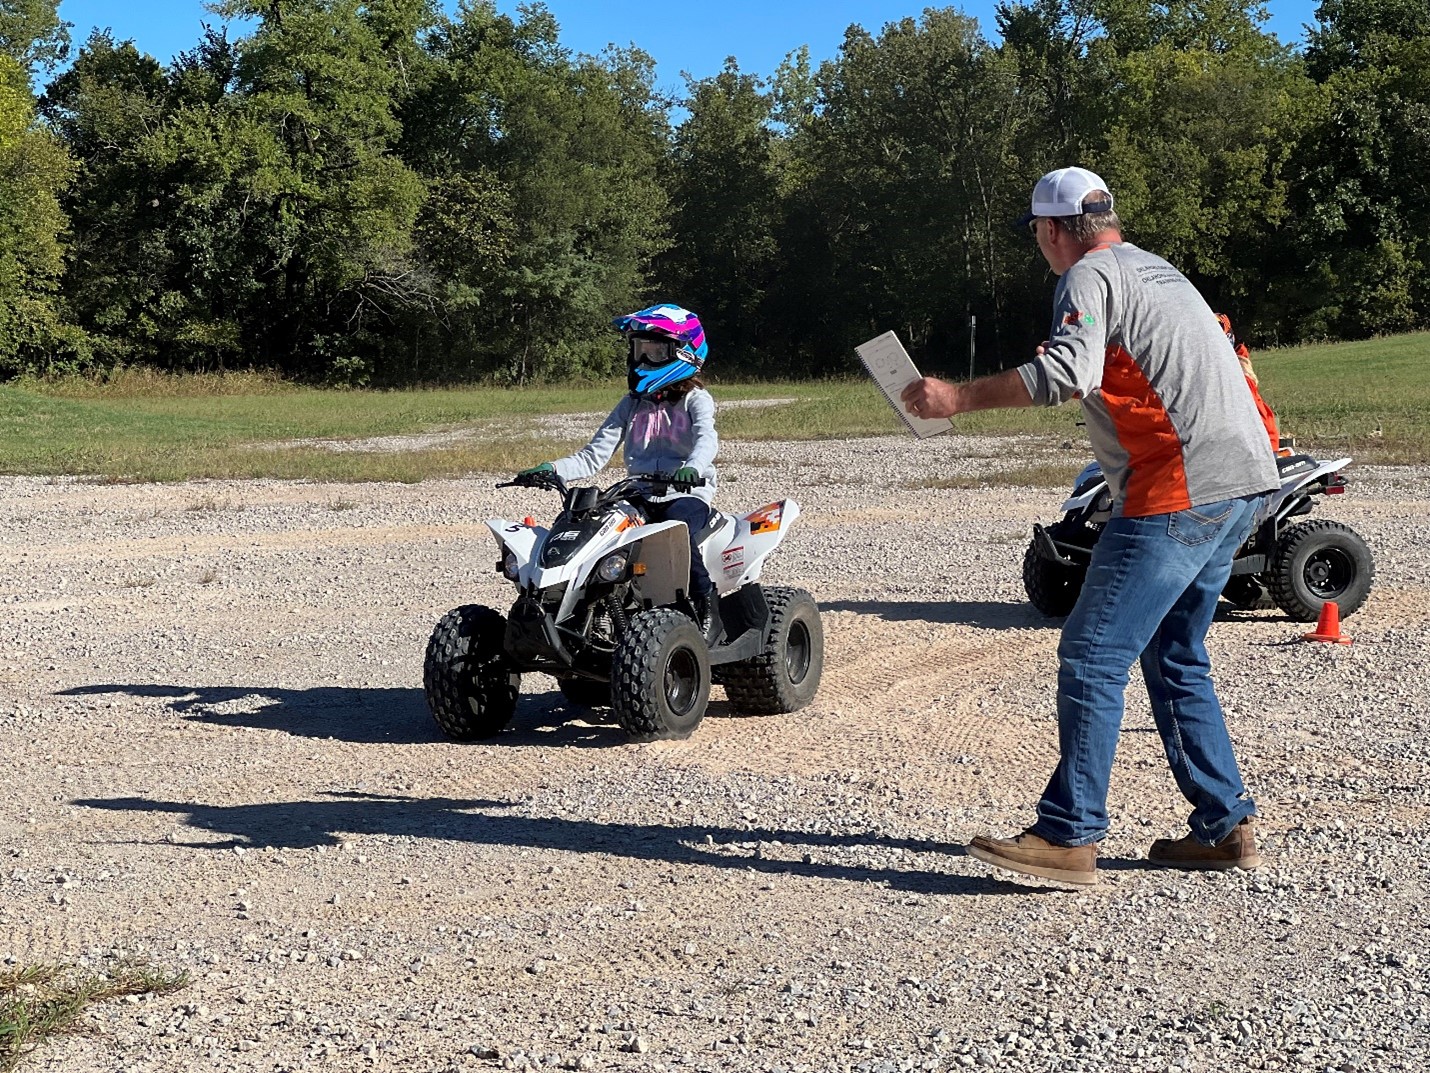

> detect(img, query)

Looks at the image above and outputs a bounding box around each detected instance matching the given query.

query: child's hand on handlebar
[518,462,554,477]
[673,466,699,489]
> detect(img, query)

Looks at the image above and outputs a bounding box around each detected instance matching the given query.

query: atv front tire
[1022,540,1087,617]
[1268,519,1374,622]
[423,605,520,740]
[721,587,823,715]
[610,608,710,741]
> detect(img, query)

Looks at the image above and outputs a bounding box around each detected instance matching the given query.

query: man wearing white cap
[902,166,1279,886]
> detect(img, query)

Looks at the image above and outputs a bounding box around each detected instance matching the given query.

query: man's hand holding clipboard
[856,330,1036,430]
[852,331,954,439]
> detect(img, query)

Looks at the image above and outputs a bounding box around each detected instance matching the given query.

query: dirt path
[3,442,1428,1072]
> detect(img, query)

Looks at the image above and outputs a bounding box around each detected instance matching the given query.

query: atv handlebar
[497,471,705,499]
[632,472,707,496]
[498,471,569,494]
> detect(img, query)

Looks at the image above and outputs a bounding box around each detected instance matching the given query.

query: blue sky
[55,1,1323,93]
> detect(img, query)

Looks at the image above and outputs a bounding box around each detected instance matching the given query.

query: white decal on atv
[722,545,745,577]
[555,530,580,541]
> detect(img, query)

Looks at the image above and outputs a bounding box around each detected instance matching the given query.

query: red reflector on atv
[1325,485,1345,495]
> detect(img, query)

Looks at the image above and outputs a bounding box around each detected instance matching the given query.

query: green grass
[1,331,1426,481]
[0,960,188,1072]
[1247,332,1430,463]
[907,461,1090,490]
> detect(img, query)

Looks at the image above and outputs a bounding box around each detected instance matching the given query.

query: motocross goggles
[629,335,678,365]
[627,332,699,398]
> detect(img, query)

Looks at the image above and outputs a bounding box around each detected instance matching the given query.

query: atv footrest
[708,626,764,666]
[1227,554,1268,576]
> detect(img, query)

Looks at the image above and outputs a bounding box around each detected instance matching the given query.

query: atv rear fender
[715,499,802,593]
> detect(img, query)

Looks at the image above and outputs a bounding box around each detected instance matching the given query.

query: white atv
[1024,450,1375,621]
[423,471,823,742]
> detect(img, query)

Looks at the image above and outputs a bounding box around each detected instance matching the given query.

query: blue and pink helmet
[613,303,708,398]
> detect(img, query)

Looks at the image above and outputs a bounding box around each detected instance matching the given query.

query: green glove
[673,466,699,486]
[518,462,555,477]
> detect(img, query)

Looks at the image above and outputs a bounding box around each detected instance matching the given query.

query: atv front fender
[486,518,546,566]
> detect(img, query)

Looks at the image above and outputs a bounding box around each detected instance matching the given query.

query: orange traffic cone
[1302,600,1351,644]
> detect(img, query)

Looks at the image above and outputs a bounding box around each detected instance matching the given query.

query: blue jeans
[1031,494,1267,848]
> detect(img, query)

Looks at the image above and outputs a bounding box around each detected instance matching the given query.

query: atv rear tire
[558,677,611,710]
[1022,540,1086,617]
[721,587,823,715]
[1268,519,1374,622]
[610,608,710,741]
[423,605,520,740]
[1221,574,1275,611]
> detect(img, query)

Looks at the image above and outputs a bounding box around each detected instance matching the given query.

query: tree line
[0,0,1426,384]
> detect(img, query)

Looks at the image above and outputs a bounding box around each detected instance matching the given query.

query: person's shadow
[73,791,1059,896]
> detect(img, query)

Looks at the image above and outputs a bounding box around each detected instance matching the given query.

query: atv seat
[1275,453,1318,477]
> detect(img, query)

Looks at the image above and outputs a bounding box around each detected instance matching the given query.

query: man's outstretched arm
[900,368,1035,420]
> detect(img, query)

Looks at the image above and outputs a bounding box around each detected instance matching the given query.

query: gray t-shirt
[552,388,718,505]
[1017,242,1278,516]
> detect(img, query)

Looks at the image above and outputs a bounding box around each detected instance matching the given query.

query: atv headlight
[595,551,628,583]
[502,550,519,580]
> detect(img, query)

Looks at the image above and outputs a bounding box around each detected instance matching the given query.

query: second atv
[423,470,823,742]
[1023,451,1375,621]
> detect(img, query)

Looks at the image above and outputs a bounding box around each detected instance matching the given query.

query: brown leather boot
[966,830,1097,886]
[1147,817,1262,871]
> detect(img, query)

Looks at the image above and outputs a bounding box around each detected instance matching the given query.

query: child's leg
[656,496,714,596]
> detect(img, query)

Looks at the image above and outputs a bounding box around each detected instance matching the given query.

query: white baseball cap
[1017,167,1115,227]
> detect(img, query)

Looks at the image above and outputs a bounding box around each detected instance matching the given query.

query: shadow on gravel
[822,599,1049,629]
[73,791,1045,896]
[58,683,440,744]
[55,683,653,748]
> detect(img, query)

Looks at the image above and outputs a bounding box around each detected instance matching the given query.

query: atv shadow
[72,791,1053,896]
[822,599,1050,629]
[56,683,646,749]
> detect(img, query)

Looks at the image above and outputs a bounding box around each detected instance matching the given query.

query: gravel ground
[2,432,1427,1073]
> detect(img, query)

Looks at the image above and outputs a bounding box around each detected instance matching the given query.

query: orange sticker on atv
[747,503,783,534]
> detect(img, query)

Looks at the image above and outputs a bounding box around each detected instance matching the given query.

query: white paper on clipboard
[854,330,953,440]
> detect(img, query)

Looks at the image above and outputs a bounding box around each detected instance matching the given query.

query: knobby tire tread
[611,608,709,741]
[423,604,519,740]
[720,586,823,715]
[1268,518,1375,622]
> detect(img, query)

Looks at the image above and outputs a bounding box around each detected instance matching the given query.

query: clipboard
[854,330,953,439]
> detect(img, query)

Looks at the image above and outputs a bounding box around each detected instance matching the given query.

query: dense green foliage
[0,0,1426,382]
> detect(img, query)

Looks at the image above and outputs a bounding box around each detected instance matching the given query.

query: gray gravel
[2,431,1427,1072]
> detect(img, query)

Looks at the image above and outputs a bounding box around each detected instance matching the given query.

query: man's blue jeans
[1031,494,1267,848]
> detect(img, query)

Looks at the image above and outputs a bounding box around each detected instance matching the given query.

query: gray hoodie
[552,388,718,505]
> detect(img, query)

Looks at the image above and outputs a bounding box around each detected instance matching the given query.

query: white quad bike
[423,470,823,742]
[1023,449,1375,621]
